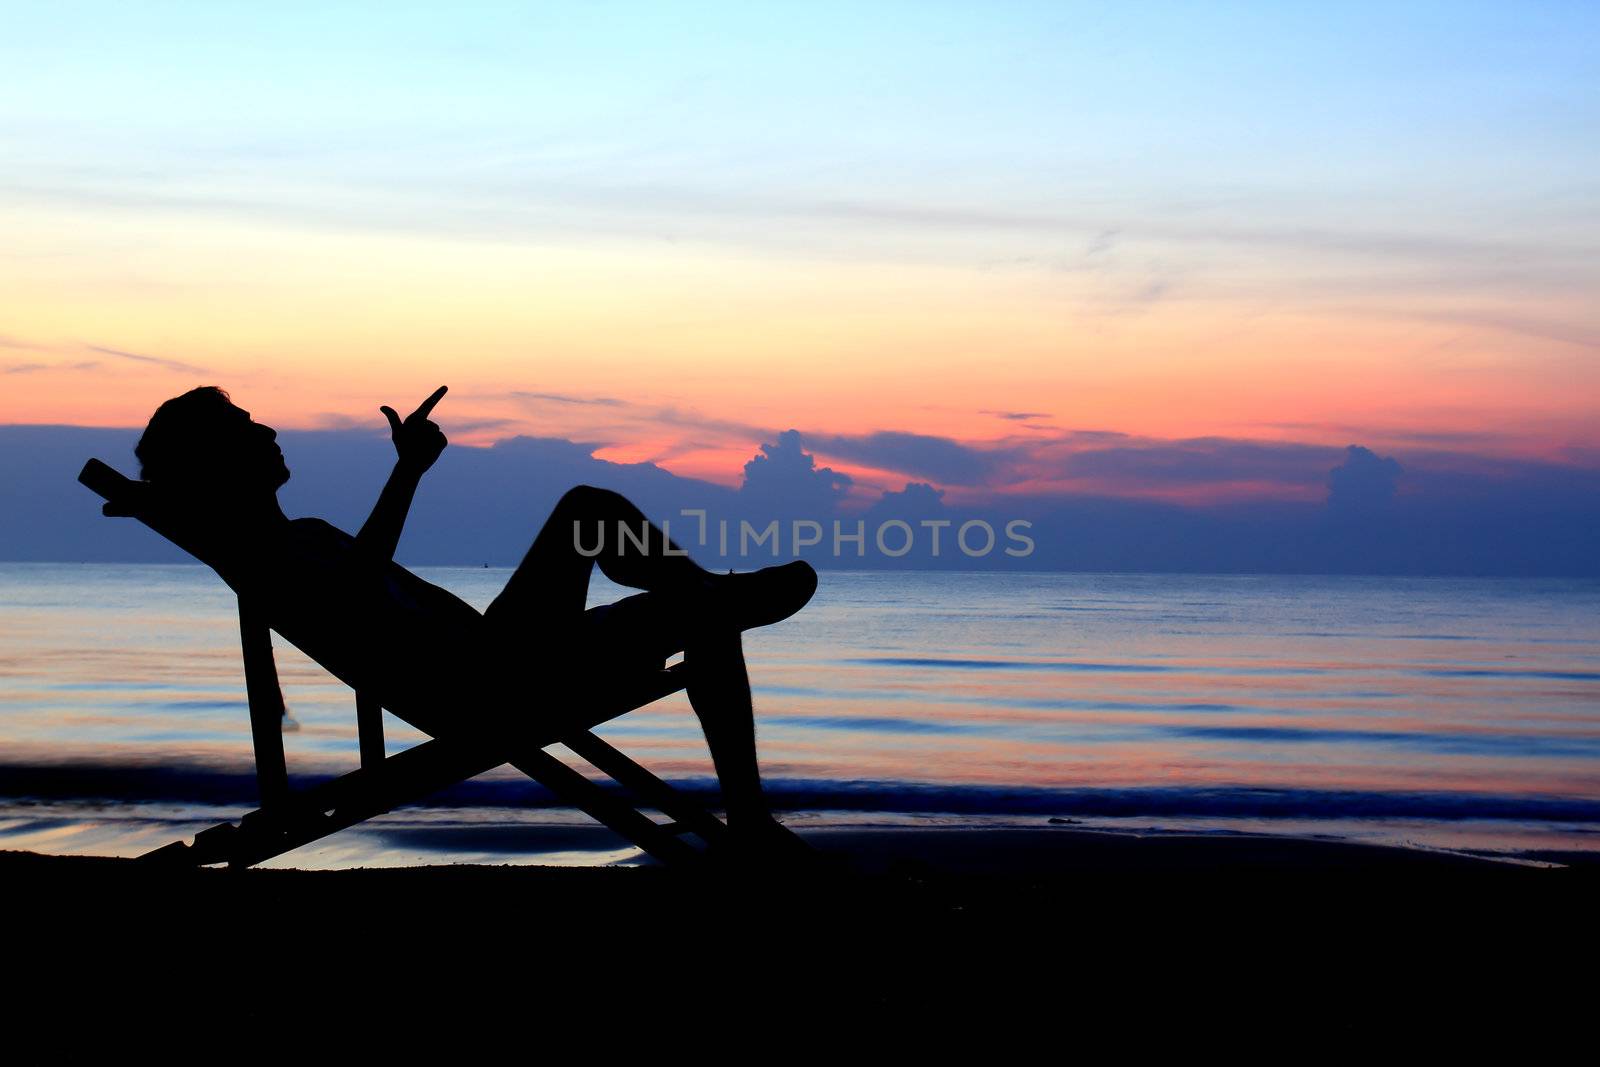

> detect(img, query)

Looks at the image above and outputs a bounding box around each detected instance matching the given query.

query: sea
[2,564,1597,867]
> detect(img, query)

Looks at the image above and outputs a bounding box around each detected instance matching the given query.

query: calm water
[2,563,1598,866]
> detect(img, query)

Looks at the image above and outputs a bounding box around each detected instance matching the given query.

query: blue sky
[3,1,1596,541]
[7,1,1593,232]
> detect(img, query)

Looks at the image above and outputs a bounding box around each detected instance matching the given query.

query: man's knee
[558,484,619,512]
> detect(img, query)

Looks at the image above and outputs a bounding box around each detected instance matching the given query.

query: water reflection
[2,564,1597,864]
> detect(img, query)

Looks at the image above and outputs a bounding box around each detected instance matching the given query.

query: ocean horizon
[2,562,1597,868]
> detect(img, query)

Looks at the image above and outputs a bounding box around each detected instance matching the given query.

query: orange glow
[5,204,1596,503]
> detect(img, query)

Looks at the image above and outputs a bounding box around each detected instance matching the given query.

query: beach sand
[6,827,1593,1046]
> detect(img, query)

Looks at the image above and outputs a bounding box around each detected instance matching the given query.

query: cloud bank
[6,420,1596,576]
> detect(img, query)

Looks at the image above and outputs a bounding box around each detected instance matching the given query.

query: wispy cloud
[1,332,212,375]
[84,345,210,375]
[444,417,524,435]
[1401,309,1600,351]
[11,159,1590,282]
[1253,421,1536,451]
[1050,436,1340,490]
[648,405,775,442]
[804,429,1018,486]
[507,390,627,407]
[3,360,101,375]
[310,410,522,436]
[307,412,380,431]
[983,410,1052,421]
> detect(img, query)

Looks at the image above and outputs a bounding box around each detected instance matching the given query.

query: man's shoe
[709,560,818,631]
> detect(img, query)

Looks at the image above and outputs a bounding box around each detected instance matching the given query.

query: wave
[848,657,1600,682]
[848,656,1329,677]
[850,657,1175,672]
[1418,668,1600,681]
[1161,724,1600,759]
[5,760,1600,823]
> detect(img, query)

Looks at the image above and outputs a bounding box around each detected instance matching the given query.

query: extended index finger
[409,385,448,421]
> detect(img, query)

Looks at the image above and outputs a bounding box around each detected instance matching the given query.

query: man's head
[136,387,291,493]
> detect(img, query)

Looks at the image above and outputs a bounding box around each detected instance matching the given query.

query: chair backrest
[80,458,295,807]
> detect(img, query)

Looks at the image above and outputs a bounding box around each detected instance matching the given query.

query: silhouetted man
[133,385,816,854]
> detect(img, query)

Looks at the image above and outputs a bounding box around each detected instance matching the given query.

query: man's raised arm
[356,385,449,562]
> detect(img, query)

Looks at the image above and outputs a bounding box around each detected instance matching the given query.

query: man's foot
[702,560,817,632]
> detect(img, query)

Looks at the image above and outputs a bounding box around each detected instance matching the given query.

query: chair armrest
[78,457,224,578]
[79,458,148,517]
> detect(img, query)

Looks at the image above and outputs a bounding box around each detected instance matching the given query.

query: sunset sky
[3,1,1596,503]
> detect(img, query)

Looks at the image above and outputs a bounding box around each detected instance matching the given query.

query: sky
[2,1,1597,515]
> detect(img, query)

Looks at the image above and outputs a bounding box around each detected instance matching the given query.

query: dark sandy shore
[6,828,1594,1046]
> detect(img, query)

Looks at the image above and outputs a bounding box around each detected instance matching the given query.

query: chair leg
[507,748,703,866]
[237,604,288,809]
[139,699,721,868]
[563,730,730,845]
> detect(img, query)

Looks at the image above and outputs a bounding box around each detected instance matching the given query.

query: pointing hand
[380,385,448,475]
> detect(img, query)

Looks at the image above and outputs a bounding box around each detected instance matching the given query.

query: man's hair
[135,386,237,484]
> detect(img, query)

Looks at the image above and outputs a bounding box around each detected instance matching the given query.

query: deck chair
[79,458,737,868]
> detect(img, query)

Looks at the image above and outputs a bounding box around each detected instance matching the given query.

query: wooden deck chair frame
[80,458,730,868]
